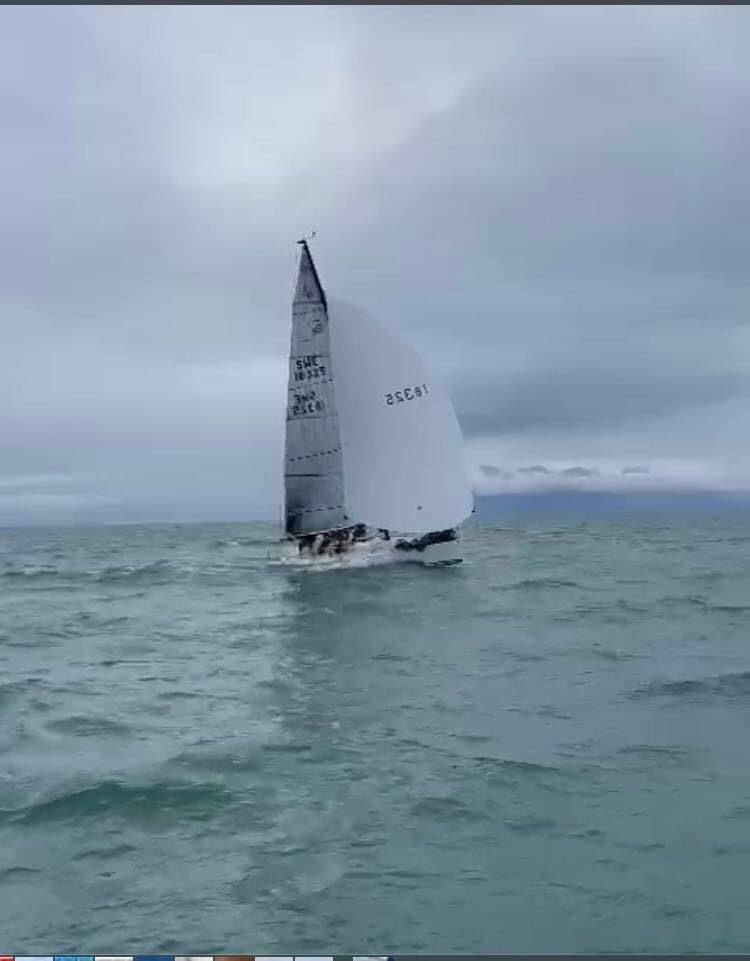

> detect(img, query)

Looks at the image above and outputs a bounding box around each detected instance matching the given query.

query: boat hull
[392,537,463,565]
[289,527,463,565]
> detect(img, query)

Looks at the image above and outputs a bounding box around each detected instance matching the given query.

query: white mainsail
[330,300,473,534]
[283,242,473,538]
[283,242,347,536]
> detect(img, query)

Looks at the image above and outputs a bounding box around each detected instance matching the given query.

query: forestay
[283,243,348,536]
[329,300,473,534]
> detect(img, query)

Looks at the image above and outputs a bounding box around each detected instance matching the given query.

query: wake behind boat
[283,239,472,565]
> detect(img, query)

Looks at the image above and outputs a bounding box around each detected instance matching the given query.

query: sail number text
[385,383,429,406]
[291,388,326,417]
[292,354,328,383]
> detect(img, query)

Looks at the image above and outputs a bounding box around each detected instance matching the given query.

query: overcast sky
[2,5,749,525]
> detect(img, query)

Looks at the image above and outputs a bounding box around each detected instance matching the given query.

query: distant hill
[474,490,750,519]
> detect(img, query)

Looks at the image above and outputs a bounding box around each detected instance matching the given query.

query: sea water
[1,514,749,952]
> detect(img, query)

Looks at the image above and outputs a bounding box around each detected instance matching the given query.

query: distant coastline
[2,490,750,529]
[475,490,750,518]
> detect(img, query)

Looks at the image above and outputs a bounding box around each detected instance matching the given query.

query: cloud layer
[2,6,749,523]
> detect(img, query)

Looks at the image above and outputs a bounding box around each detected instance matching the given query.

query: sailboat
[283,239,473,565]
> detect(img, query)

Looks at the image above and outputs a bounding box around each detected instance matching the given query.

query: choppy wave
[0,559,178,584]
[656,594,750,614]
[632,670,750,700]
[3,515,750,950]
[93,560,177,583]
[410,795,488,823]
[0,559,284,591]
[208,534,280,549]
[616,744,690,766]
[44,714,133,737]
[2,778,234,827]
[503,815,560,835]
[2,564,62,580]
[505,577,581,590]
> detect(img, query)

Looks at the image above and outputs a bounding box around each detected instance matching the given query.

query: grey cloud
[2,6,749,523]
[1,10,301,368]
[480,463,600,482]
[327,8,750,444]
[517,465,552,476]
[561,467,600,478]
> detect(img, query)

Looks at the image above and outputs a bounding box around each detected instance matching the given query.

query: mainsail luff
[283,241,348,536]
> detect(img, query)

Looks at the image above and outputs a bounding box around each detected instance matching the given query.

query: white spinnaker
[329,300,473,534]
[283,244,347,536]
